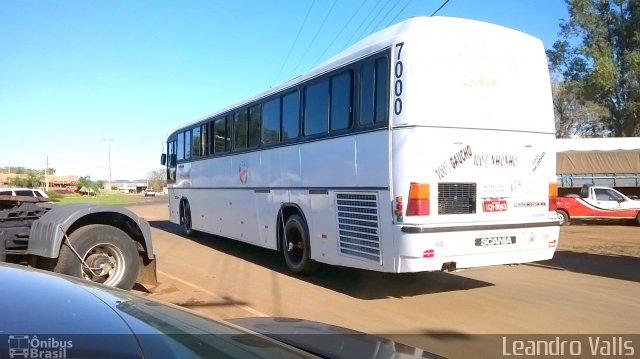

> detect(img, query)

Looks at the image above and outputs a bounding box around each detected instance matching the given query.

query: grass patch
[56,192,144,205]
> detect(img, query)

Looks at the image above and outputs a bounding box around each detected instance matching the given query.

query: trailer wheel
[54,224,140,290]
[282,214,318,275]
[556,210,569,226]
[636,213,640,226]
[181,200,194,236]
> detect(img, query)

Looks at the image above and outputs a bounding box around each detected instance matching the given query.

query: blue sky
[0,0,569,181]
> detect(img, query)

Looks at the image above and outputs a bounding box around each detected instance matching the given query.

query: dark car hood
[0,263,312,358]
[0,263,441,358]
[228,317,443,359]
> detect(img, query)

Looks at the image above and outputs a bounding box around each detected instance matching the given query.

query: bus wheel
[54,224,140,290]
[181,200,194,236]
[556,210,569,226]
[282,214,318,275]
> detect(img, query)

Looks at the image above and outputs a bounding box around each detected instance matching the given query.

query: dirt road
[128,199,640,357]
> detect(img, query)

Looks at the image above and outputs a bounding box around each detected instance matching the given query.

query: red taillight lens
[549,182,558,211]
[406,182,430,216]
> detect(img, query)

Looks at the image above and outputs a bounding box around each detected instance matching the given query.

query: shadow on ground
[148,220,494,299]
[531,250,640,283]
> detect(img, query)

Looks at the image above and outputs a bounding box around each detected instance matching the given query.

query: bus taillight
[549,182,558,211]
[394,196,404,222]
[406,182,430,216]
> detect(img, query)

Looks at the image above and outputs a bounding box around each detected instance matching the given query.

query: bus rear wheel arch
[280,212,318,275]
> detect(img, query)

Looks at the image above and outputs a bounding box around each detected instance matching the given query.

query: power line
[370,0,405,34]
[430,0,451,16]
[312,0,369,67]
[272,0,316,84]
[357,0,396,45]
[289,0,338,77]
[340,0,386,54]
[385,0,415,28]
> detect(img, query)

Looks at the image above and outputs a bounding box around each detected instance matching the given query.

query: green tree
[10,174,41,188]
[552,80,609,137]
[77,176,100,195]
[547,0,640,136]
[41,167,56,175]
[146,169,166,192]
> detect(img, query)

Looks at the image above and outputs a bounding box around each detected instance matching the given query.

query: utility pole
[45,156,49,191]
[102,138,114,191]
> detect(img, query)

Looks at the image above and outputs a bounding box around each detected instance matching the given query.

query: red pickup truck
[556,185,640,225]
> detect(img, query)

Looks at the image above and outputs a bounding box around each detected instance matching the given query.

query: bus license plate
[483,200,507,212]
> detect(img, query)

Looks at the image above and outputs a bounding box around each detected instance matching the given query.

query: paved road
[129,198,640,358]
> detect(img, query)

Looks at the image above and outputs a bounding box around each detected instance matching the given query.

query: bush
[45,190,64,202]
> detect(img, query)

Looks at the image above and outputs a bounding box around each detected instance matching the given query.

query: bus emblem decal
[239,162,248,184]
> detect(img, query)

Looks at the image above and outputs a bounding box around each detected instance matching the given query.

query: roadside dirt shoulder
[559,224,639,257]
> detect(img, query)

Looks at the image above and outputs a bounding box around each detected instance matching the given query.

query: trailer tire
[556,210,569,226]
[54,224,140,290]
[636,213,640,226]
[282,214,318,275]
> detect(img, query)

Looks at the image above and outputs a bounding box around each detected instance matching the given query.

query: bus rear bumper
[397,247,557,272]
[393,221,559,273]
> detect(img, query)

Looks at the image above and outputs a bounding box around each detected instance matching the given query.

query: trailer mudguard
[27,203,155,260]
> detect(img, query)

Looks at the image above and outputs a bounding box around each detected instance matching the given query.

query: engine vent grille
[438,183,477,215]
[335,192,381,264]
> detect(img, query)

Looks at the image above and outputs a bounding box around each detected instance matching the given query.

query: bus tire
[181,200,195,236]
[54,224,140,290]
[556,210,569,226]
[282,214,318,275]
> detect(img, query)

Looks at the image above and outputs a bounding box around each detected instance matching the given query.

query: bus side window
[234,110,248,150]
[213,118,226,153]
[304,79,329,136]
[359,56,389,126]
[374,56,389,123]
[359,62,374,126]
[167,140,177,181]
[262,97,281,145]
[225,115,233,151]
[184,130,191,159]
[282,90,300,141]
[248,104,261,148]
[192,127,201,158]
[177,132,185,161]
[330,70,352,131]
[201,123,209,156]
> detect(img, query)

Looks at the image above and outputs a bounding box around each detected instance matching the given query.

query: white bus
[161,16,559,275]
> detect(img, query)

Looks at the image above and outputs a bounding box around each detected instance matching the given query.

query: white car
[142,188,156,197]
[0,187,49,198]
